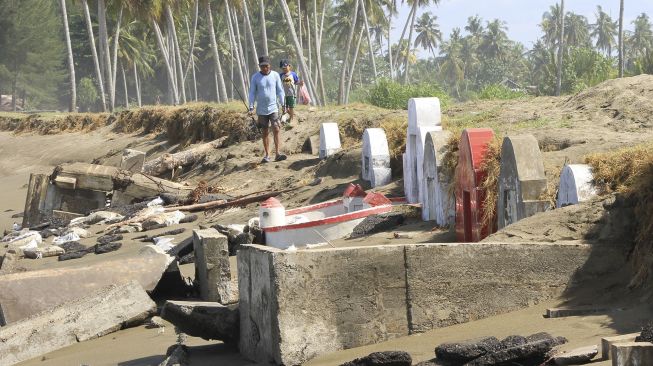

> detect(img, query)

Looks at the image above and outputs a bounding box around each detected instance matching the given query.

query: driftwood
[142,137,227,176]
[164,188,296,213]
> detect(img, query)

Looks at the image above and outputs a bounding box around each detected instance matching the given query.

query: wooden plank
[22,174,49,228]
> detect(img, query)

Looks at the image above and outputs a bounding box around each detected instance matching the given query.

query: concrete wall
[238,241,623,365]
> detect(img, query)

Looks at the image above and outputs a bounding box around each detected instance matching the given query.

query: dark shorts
[285,96,297,108]
[257,113,280,129]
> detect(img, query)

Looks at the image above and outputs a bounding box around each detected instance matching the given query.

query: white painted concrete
[557,164,597,208]
[421,130,453,225]
[259,198,286,228]
[408,97,442,135]
[319,122,341,159]
[361,128,392,188]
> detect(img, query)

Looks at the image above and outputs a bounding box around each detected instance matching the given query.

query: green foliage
[77,77,98,112]
[478,84,526,100]
[367,79,450,110]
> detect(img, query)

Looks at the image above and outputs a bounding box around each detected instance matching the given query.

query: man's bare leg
[262,127,270,158]
[289,107,294,123]
[272,125,281,157]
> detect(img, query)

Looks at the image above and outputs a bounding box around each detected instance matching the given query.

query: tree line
[0,0,651,112]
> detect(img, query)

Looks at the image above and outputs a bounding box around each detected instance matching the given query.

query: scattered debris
[142,137,227,176]
[98,234,124,245]
[340,351,412,366]
[160,300,239,343]
[140,228,186,242]
[350,212,406,239]
[95,242,122,254]
[158,344,189,366]
[58,250,89,261]
[636,320,653,342]
[58,241,88,253]
[24,245,65,259]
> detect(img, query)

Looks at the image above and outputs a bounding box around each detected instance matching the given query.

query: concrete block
[57,162,118,192]
[557,164,597,208]
[192,229,236,304]
[421,130,453,225]
[405,242,593,333]
[611,342,653,366]
[319,122,341,159]
[161,300,239,342]
[546,306,611,318]
[238,244,409,365]
[54,175,77,189]
[43,184,107,215]
[553,345,598,365]
[455,128,495,242]
[497,135,550,229]
[361,128,391,187]
[121,149,146,173]
[0,245,172,323]
[602,333,641,360]
[0,281,155,366]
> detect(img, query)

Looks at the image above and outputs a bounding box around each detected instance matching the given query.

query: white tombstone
[421,130,453,225]
[404,98,443,203]
[557,164,597,208]
[319,122,341,159]
[361,128,391,188]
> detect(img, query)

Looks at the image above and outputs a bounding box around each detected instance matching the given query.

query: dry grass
[479,137,503,232]
[380,115,408,174]
[585,143,653,288]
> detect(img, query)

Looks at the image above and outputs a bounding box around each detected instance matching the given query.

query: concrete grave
[602,333,641,360]
[557,164,597,208]
[192,228,237,304]
[611,342,653,366]
[361,128,391,187]
[455,128,495,242]
[497,135,550,229]
[0,245,172,324]
[120,148,146,173]
[0,281,155,366]
[319,122,341,159]
[421,130,453,225]
[238,241,622,365]
[404,98,443,203]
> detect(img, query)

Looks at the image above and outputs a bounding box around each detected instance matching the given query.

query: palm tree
[359,0,377,82]
[465,15,483,39]
[80,0,107,112]
[205,1,228,102]
[540,4,562,48]
[414,12,442,60]
[591,5,617,56]
[439,29,464,97]
[556,0,564,96]
[618,0,624,77]
[336,0,359,104]
[564,13,591,49]
[403,0,440,84]
[59,0,76,112]
[479,19,508,60]
[630,13,653,59]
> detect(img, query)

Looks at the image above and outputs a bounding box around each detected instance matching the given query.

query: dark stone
[414,361,439,366]
[141,228,187,242]
[499,335,527,349]
[350,212,406,239]
[250,224,264,245]
[58,251,89,261]
[465,333,567,366]
[161,344,189,366]
[95,242,122,254]
[340,351,412,366]
[97,234,123,245]
[160,301,239,343]
[178,252,194,265]
[635,320,653,342]
[435,337,502,364]
[58,241,88,253]
[230,232,254,255]
[179,214,198,224]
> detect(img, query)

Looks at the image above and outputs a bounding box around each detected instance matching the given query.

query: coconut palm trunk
[152,19,179,104]
[315,0,327,102]
[393,2,415,70]
[403,4,417,84]
[81,0,106,111]
[259,0,269,55]
[166,5,187,104]
[388,20,394,80]
[205,2,228,102]
[225,0,247,103]
[111,6,123,107]
[98,0,114,111]
[346,26,366,103]
[230,3,249,82]
[242,0,259,69]
[555,0,565,96]
[278,0,321,105]
[121,63,129,108]
[183,2,199,86]
[360,0,377,82]
[618,0,624,77]
[338,0,359,104]
[133,61,141,107]
[59,0,76,112]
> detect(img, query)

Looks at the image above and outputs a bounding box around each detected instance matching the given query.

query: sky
[391,0,653,55]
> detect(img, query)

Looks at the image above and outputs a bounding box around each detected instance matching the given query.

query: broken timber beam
[142,137,227,176]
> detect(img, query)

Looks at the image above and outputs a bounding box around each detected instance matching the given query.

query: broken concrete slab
[23,245,64,259]
[161,300,239,343]
[22,173,50,228]
[546,306,611,318]
[552,345,598,365]
[611,342,653,366]
[0,281,155,366]
[121,149,146,173]
[193,229,237,304]
[340,351,412,366]
[601,333,641,360]
[435,337,502,364]
[0,245,172,324]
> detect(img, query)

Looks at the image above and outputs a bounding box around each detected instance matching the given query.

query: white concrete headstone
[421,130,453,225]
[557,164,597,208]
[404,98,443,203]
[361,128,391,188]
[319,122,341,159]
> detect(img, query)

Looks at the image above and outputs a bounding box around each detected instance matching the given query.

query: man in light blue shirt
[248,55,286,163]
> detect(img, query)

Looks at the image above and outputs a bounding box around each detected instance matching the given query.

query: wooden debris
[142,137,227,176]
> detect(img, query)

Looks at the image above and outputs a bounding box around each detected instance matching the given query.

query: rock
[58,241,88,253]
[97,234,123,245]
[159,344,189,366]
[95,242,122,254]
[350,212,406,239]
[0,281,155,366]
[500,335,528,349]
[340,351,412,366]
[635,320,653,342]
[160,300,239,342]
[179,214,198,224]
[178,252,194,265]
[70,211,124,226]
[435,337,502,364]
[465,333,567,366]
[552,345,598,365]
[58,250,89,261]
[146,316,166,329]
[66,226,92,238]
[142,211,185,231]
[413,361,438,366]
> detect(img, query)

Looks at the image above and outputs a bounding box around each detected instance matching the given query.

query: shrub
[367,79,450,110]
[77,77,98,112]
[478,84,527,100]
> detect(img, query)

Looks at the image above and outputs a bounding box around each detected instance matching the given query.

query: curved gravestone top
[362,128,390,156]
[424,130,452,172]
[408,98,442,135]
[497,135,548,230]
[319,122,341,159]
[557,164,596,208]
[423,130,453,224]
[455,128,495,242]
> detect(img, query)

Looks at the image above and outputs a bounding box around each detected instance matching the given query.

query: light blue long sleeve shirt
[248,71,285,116]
